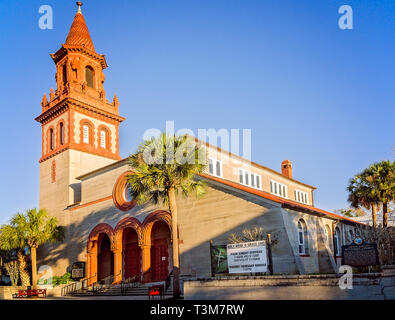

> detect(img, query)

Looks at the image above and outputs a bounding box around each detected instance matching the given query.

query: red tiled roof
[65,11,95,52]
[199,173,364,225]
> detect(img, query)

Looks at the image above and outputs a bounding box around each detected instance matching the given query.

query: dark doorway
[97,233,114,281]
[150,221,170,281]
[123,228,141,280]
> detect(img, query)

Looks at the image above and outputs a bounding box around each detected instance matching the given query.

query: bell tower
[35,2,125,221]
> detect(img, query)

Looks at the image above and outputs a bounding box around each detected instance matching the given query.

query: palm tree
[0,224,31,286]
[127,134,207,298]
[365,161,395,227]
[0,209,64,288]
[347,171,381,228]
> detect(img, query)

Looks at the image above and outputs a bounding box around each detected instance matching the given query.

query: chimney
[281,160,292,179]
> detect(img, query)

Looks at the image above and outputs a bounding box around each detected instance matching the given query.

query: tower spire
[77,2,82,14]
[65,1,95,52]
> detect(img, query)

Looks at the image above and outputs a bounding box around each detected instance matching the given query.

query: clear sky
[0,0,393,224]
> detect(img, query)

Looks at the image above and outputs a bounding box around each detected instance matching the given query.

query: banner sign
[227,241,268,274]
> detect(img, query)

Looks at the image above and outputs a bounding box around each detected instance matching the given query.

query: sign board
[227,241,268,274]
[210,245,229,274]
[341,243,379,267]
[71,261,86,280]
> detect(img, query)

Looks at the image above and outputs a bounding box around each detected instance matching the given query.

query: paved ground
[19,294,176,300]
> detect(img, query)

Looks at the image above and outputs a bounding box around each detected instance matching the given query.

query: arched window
[100,129,107,149]
[334,227,342,256]
[59,122,64,145]
[83,124,90,144]
[49,128,54,150]
[298,219,309,255]
[85,66,94,88]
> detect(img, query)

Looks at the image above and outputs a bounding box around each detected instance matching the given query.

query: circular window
[113,171,136,211]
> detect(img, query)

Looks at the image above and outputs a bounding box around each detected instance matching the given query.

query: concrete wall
[184,273,395,300]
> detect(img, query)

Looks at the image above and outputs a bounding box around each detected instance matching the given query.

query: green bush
[39,272,71,286]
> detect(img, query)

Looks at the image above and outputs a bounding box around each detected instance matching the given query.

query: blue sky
[0,0,393,224]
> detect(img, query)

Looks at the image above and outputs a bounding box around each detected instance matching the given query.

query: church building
[35,3,362,288]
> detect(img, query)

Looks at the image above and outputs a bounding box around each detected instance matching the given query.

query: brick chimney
[281,160,292,179]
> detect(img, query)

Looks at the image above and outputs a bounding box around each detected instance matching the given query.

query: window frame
[295,189,309,205]
[239,168,262,190]
[270,180,288,198]
[208,158,223,178]
[297,219,309,255]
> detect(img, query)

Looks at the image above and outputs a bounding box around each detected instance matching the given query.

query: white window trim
[100,130,106,148]
[270,180,288,198]
[83,125,89,144]
[295,189,309,205]
[239,168,262,190]
[208,158,223,178]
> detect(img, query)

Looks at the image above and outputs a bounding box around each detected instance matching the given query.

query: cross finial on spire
[76,1,83,14]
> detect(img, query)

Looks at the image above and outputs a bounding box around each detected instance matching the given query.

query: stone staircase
[68,280,173,298]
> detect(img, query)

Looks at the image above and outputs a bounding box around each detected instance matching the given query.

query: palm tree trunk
[17,250,30,287]
[31,247,38,289]
[383,202,388,227]
[168,187,180,298]
[371,204,377,228]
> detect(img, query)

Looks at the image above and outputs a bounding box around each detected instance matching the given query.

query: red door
[151,238,169,281]
[124,243,140,279]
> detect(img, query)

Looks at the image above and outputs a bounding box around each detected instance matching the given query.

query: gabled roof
[199,173,364,226]
[65,8,95,52]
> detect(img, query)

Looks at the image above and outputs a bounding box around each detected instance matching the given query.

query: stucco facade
[36,4,362,286]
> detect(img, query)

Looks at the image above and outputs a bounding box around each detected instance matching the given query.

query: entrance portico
[86,211,172,286]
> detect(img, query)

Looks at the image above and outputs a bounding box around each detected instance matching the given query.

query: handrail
[165,271,173,291]
[61,273,97,296]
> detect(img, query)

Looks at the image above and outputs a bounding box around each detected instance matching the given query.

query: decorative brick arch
[114,216,143,245]
[79,118,95,146]
[97,124,112,151]
[141,210,172,246]
[46,125,55,154]
[56,119,66,146]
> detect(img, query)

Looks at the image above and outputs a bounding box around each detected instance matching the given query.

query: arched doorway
[122,228,141,280]
[97,233,114,281]
[150,221,171,281]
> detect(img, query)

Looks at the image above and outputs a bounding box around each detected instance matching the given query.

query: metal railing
[92,271,122,295]
[61,273,97,296]
[120,274,140,295]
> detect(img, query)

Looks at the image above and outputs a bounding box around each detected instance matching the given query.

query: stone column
[113,249,123,284]
[140,244,151,283]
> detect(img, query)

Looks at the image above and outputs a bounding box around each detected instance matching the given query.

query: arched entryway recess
[141,211,173,282]
[86,223,114,286]
[113,217,143,283]
[86,211,173,285]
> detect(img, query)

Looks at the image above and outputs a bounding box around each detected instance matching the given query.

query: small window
[85,66,94,88]
[239,168,262,190]
[59,122,64,145]
[298,219,309,255]
[270,180,288,198]
[62,64,67,85]
[100,129,106,148]
[49,128,54,150]
[208,158,222,178]
[295,190,309,205]
[83,125,89,144]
